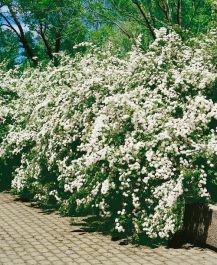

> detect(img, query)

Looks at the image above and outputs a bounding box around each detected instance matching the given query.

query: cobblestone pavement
[0,193,217,265]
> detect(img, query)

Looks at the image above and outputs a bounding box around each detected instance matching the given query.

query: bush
[0,29,217,242]
[0,67,19,190]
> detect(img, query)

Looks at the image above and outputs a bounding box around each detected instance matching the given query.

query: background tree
[0,0,216,67]
[86,0,216,46]
[0,0,86,66]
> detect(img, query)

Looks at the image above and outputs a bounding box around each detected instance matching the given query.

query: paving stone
[0,192,217,265]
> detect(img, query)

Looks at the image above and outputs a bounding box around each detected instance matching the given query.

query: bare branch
[186,0,201,29]
[88,8,135,42]
[157,0,171,23]
[131,0,156,39]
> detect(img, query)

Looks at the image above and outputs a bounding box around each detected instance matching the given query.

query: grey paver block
[0,193,217,265]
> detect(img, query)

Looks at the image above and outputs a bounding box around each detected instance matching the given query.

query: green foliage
[0,30,20,69]
[0,0,86,66]
[0,0,216,67]
[0,30,217,242]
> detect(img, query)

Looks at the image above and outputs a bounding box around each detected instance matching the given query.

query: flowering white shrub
[0,28,217,241]
[0,66,21,190]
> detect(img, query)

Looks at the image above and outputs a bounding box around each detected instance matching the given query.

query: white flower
[101,179,110,195]
[1,28,217,240]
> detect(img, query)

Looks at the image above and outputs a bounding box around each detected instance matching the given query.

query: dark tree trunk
[39,24,53,60]
[177,0,182,27]
[54,31,62,53]
[8,6,37,65]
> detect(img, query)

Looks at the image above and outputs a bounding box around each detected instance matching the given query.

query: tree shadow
[70,215,111,234]
[9,195,215,250]
[69,215,166,247]
[13,195,57,214]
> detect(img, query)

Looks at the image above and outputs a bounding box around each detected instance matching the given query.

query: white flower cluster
[0,28,217,240]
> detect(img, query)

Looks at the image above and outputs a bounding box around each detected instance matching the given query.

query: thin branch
[38,22,53,59]
[186,0,201,29]
[147,0,156,28]
[157,0,171,23]
[88,9,135,42]
[132,0,156,39]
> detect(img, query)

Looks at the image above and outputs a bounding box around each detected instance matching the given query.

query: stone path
[0,193,217,265]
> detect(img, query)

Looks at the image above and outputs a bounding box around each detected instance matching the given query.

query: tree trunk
[54,31,62,53]
[8,5,37,65]
[39,24,53,60]
[177,0,182,27]
[19,36,37,64]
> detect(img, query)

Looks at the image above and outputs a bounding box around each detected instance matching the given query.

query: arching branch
[131,0,156,39]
